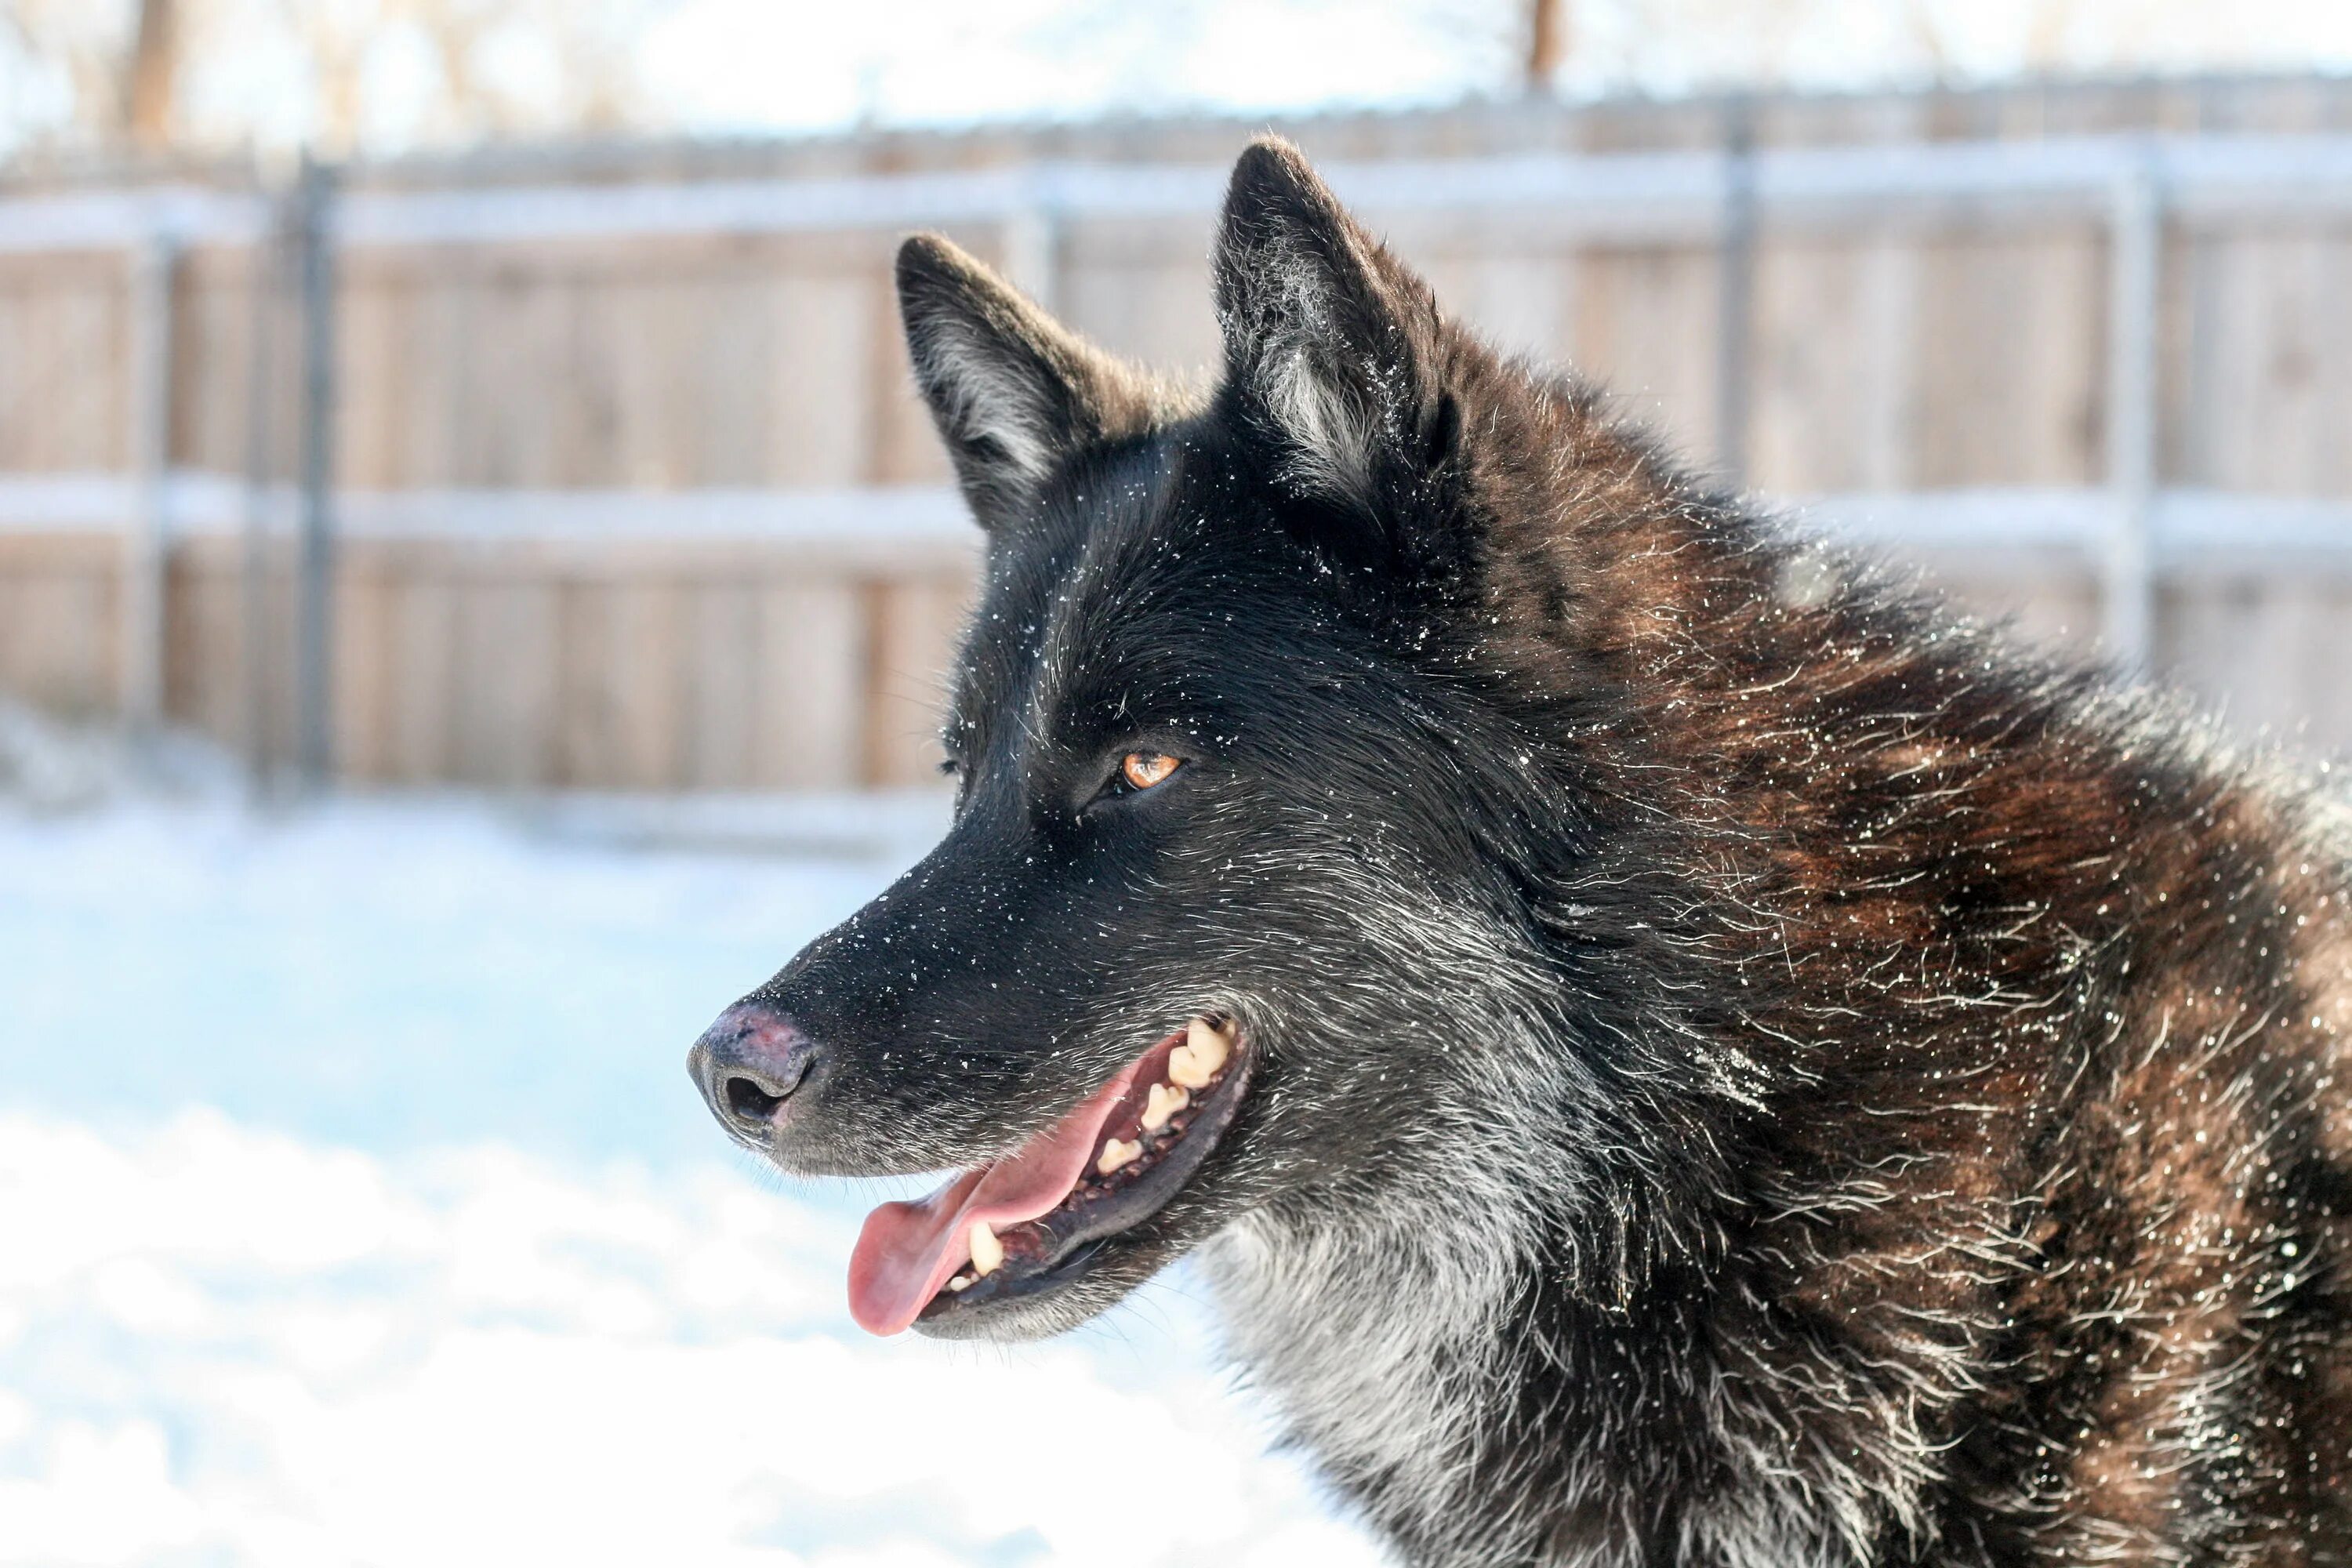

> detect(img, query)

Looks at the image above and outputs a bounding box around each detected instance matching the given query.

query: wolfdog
[691,139,2352,1565]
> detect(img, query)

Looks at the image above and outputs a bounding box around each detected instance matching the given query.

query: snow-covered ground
[0,796,1384,1567]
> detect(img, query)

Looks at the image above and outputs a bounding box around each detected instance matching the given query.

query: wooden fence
[4,74,2352,790]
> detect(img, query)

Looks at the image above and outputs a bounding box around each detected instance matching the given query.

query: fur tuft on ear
[1212,138,1439,510]
[896,234,1159,530]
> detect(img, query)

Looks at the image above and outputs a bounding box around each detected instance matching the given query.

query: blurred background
[4,3,2352,1566]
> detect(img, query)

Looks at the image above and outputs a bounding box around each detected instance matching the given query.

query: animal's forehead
[948,437,1271,755]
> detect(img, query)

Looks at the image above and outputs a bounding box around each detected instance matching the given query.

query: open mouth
[846,1016,1252,1335]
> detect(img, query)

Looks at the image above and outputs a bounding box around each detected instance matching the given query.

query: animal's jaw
[842,1015,1258,1338]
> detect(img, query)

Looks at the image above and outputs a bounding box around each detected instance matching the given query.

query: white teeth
[1097,1137,1143,1175]
[1168,1017,1233,1089]
[946,1273,973,1293]
[968,1221,1004,1276]
[1141,1082,1190,1132]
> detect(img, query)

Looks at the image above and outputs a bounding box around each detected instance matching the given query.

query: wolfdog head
[691,140,1702,1342]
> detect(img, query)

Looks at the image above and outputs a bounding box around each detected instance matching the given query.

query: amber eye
[1119,752,1182,791]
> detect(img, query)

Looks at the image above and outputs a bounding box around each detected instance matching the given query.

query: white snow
[0,797,1385,1568]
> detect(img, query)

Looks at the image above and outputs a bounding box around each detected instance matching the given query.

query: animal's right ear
[895,234,1155,531]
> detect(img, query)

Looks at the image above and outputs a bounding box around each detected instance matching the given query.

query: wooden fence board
[685,579,760,788]
[1750,233,1922,492]
[1572,245,1726,466]
[338,270,406,490]
[0,538,109,716]
[452,575,559,786]
[755,579,863,790]
[333,554,396,782]
[771,267,886,486]
[385,568,458,783]
[859,577,965,789]
[1914,230,2105,487]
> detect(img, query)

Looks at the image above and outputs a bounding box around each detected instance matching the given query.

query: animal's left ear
[1212,138,1452,517]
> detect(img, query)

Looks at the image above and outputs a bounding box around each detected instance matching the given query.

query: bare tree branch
[1526,0,1565,93]
[122,0,176,147]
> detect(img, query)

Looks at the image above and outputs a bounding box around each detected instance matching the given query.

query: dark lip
[915,1028,1258,1324]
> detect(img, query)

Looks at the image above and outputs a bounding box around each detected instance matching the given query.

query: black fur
[699,139,2352,1566]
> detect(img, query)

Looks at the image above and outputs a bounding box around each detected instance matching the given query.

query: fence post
[2103,150,2161,671]
[241,186,287,796]
[292,153,339,790]
[122,226,180,731]
[1715,97,1758,488]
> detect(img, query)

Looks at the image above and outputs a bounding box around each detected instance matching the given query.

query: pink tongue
[848,1060,1148,1336]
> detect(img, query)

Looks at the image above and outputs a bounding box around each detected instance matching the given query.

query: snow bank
[0,1108,1376,1567]
[0,796,896,1163]
[0,701,238,816]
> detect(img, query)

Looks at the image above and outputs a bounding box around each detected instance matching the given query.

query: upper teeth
[1167,1018,1232,1089]
[968,1220,1004,1276]
[951,1020,1240,1298]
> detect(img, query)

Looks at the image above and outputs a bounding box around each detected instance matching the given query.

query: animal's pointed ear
[896,234,1156,530]
[1213,138,1445,513]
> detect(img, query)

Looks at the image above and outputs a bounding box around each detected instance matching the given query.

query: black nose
[688,1002,821,1145]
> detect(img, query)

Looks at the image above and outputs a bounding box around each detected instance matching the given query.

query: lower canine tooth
[968,1221,1004,1276]
[1169,1017,1233,1089]
[1141,1082,1190,1132]
[1097,1138,1142,1175]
